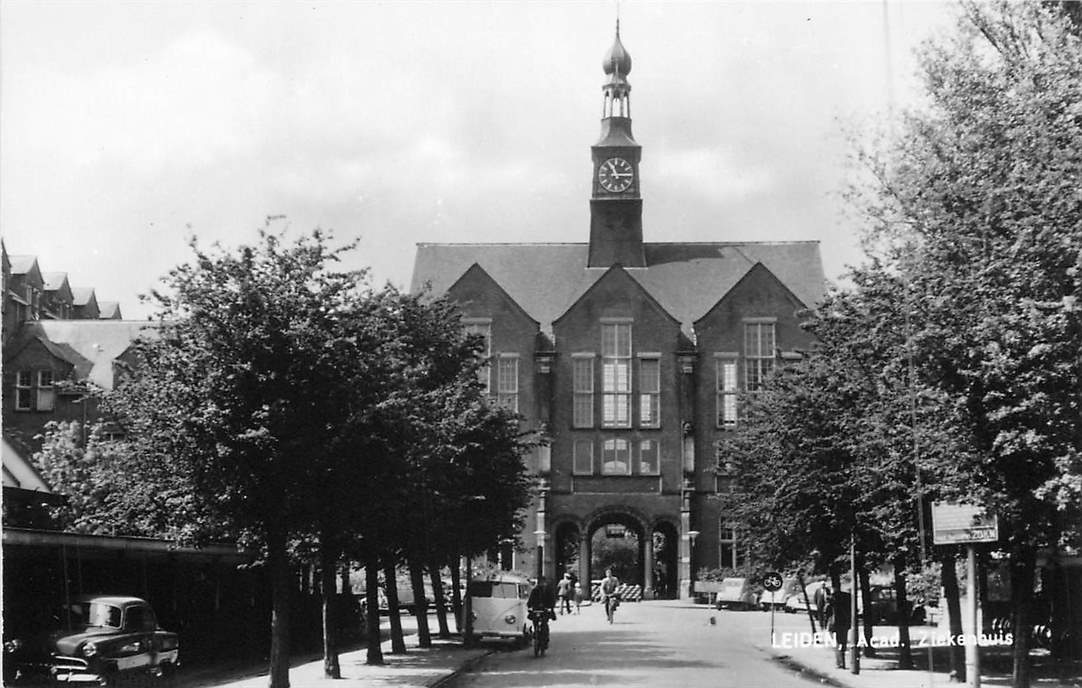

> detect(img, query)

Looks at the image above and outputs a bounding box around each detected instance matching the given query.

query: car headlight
[469,611,478,621]
[4,639,23,653]
[82,641,98,658]
[504,614,517,625]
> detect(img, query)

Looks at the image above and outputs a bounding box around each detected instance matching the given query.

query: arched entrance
[585,511,646,586]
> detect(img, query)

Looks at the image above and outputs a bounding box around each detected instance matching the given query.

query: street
[446,601,825,688]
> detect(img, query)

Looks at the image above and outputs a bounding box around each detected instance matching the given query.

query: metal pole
[851,534,860,674]
[966,545,981,688]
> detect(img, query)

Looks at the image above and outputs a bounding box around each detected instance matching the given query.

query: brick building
[410,25,826,597]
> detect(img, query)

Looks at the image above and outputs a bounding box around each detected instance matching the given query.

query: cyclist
[600,568,621,623]
[526,575,556,655]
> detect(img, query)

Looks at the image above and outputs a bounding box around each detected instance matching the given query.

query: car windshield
[65,602,123,629]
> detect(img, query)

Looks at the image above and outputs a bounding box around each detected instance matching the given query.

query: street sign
[762,571,783,592]
[931,502,999,545]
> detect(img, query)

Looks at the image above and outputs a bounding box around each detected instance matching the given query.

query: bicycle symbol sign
[763,572,783,592]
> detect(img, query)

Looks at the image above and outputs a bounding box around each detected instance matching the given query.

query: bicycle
[528,608,552,657]
[603,593,620,624]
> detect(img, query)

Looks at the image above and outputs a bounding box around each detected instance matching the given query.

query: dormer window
[14,369,55,411]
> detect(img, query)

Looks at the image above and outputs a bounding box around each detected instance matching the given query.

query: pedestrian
[556,572,573,615]
[600,568,621,623]
[825,584,852,669]
[573,581,585,614]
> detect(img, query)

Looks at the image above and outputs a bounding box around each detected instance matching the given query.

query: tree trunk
[449,558,464,634]
[893,554,914,670]
[858,558,876,657]
[383,559,407,654]
[409,560,432,648]
[364,552,384,665]
[1010,543,1037,688]
[796,571,817,634]
[941,550,965,682]
[429,561,451,639]
[267,525,292,688]
[320,538,341,679]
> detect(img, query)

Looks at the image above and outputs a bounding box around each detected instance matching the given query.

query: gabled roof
[9,255,39,276]
[36,320,160,389]
[97,301,122,319]
[42,272,70,292]
[411,241,825,333]
[71,287,97,307]
[2,434,51,492]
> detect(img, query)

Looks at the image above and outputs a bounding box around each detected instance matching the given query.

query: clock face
[598,157,634,193]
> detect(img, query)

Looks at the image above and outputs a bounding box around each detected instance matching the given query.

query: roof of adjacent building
[42,272,70,291]
[97,301,122,319]
[71,287,96,306]
[411,241,826,331]
[8,255,39,275]
[34,320,159,390]
[1,434,51,492]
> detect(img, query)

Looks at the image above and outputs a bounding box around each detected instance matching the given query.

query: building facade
[410,25,826,597]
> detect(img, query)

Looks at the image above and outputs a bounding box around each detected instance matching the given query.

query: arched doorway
[651,522,678,599]
[586,512,645,586]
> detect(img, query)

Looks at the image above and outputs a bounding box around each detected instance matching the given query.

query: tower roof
[602,21,632,77]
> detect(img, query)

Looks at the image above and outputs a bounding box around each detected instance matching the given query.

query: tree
[106,229,371,688]
[848,4,1082,685]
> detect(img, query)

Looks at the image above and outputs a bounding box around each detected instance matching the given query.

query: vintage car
[713,578,757,611]
[10,595,180,685]
[464,572,531,646]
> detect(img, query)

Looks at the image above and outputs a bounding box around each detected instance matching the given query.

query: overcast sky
[1,1,958,319]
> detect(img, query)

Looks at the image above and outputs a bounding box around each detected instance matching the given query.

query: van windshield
[468,582,522,599]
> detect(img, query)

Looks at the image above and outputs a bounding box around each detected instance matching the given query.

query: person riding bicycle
[526,575,557,654]
[600,568,621,623]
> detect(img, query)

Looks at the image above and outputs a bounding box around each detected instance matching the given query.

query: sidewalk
[753,622,1082,688]
[180,633,492,688]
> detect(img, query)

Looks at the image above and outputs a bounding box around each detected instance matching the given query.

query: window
[638,439,660,475]
[745,322,775,391]
[638,357,660,427]
[719,522,739,569]
[715,357,738,428]
[464,321,492,393]
[15,371,32,411]
[496,356,518,412]
[573,439,594,475]
[601,438,631,475]
[36,370,55,411]
[572,356,594,428]
[601,323,631,428]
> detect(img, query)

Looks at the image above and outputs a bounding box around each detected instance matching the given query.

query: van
[714,577,757,610]
[465,572,531,645]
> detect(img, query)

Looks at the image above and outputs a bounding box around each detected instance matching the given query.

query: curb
[755,644,848,688]
[428,648,495,688]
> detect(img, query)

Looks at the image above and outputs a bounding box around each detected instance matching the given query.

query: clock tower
[589,21,645,268]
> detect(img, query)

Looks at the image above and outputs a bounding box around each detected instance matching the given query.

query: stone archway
[584,508,649,587]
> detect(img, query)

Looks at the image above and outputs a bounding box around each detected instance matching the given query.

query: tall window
[719,521,739,569]
[745,322,775,391]
[601,438,631,475]
[14,371,32,411]
[36,371,55,411]
[496,356,518,412]
[601,323,631,428]
[638,357,660,427]
[573,439,594,475]
[715,357,738,428]
[572,356,594,428]
[638,439,660,475]
[464,321,492,393]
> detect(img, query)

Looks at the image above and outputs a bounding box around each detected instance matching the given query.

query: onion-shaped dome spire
[602,19,632,77]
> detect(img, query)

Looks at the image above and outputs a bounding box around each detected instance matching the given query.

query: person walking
[825,584,852,669]
[573,581,584,614]
[600,568,621,623]
[556,572,573,615]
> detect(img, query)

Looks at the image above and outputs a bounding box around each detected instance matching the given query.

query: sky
[0,1,959,320]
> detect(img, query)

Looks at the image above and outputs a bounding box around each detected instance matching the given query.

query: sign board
[762,571,783,592]
[931,502,999,545]
[605,524,626,538]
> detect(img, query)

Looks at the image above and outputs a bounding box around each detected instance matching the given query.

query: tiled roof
[411,241,826,332]
[36,320,160,390]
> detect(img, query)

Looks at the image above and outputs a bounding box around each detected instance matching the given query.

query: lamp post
[688,530,700,601]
